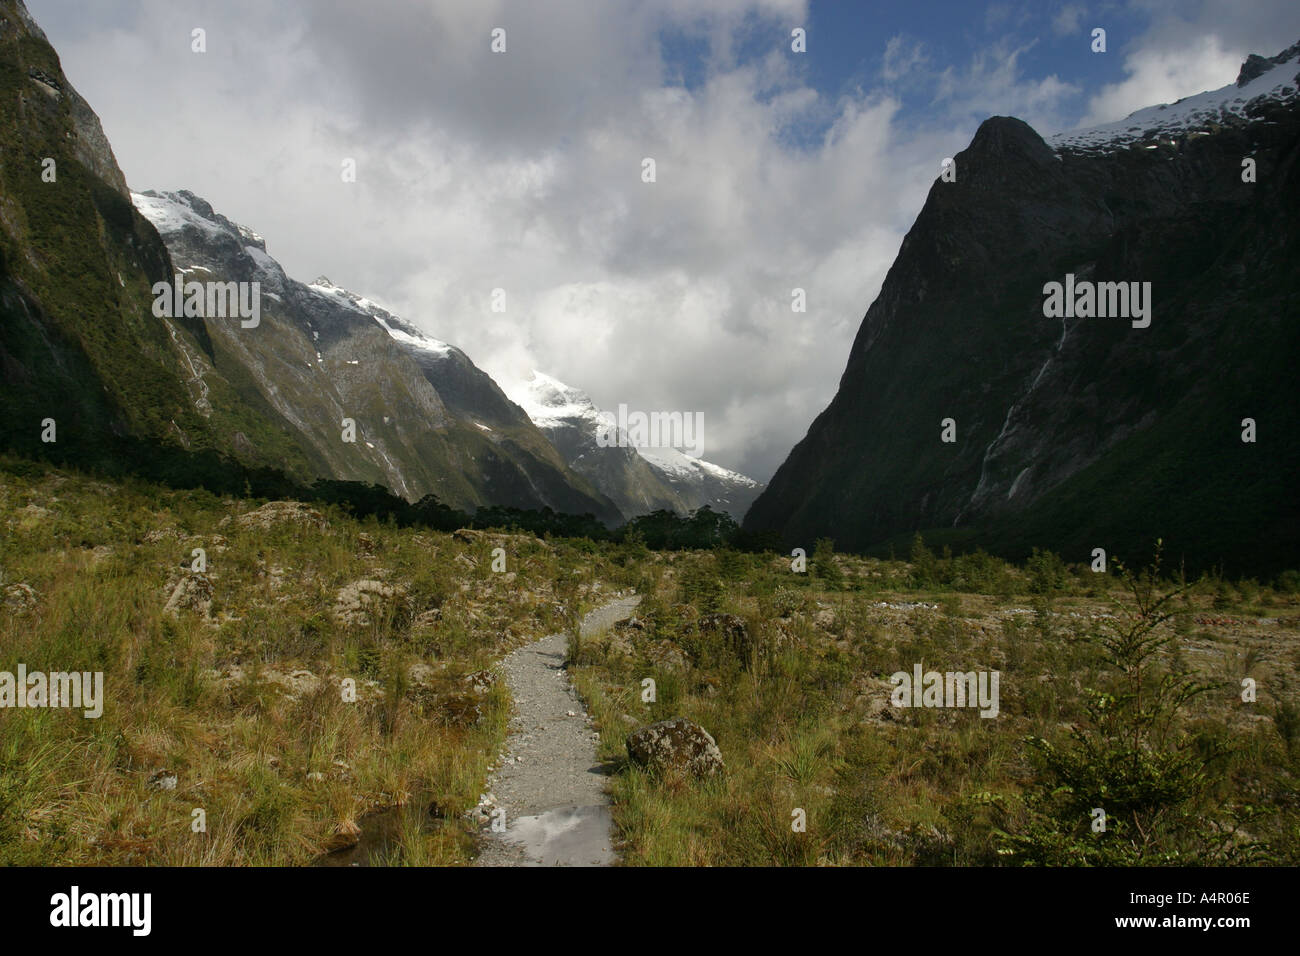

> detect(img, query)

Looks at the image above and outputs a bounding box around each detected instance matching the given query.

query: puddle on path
[491,804,614,866]
[313,802,613,867]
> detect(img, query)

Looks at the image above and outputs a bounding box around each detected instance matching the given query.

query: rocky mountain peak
[513,370,600,424]
[135,189,267,253]
[967,115,1056,166]
[745,38,1300,573]
[1237,39,1300,86]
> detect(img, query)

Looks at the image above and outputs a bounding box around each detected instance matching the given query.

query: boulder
[452,528,549,550]
[626,717,724,779]
[333,578,407,627]
[3,582,38,614]
[163,573,213,618]
[220,501,329,532]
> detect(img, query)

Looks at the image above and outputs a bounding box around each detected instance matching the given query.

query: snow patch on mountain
[637,444,758,488]
[308,277,456,358]
[506,369,763,518]
[1050,43,1300,154]
[507,370,605,429]
[133,191,459,361]
[132,190,230,242]
[371,315,454,357]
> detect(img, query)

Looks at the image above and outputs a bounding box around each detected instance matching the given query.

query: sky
[27,0,1300,482]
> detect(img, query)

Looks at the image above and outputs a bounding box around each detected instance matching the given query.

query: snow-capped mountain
[505,370,764,521]
[1050,40,1300,154]
[131,189,620,522]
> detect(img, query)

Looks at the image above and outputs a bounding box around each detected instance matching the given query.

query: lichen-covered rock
[3,582,38,614]
[645,639,690,672]
[452,528,549,550]
[333,578,407,627]
[626,717,724,778]
[220,501,329,532]
[163,573,213,618]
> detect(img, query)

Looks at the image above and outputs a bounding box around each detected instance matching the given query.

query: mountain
[506,370,764,521]
[745,42,1300,574]
[131,189,621,522]
[0,0,617,521]
[0,0,314,477]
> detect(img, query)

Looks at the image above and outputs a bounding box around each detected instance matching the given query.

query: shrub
[812,538,845,590]
[999,543,1232,864]
[1025,547,1069,595]
[909,533,938,588]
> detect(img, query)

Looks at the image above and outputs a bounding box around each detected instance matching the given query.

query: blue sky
[27,0,1300,481]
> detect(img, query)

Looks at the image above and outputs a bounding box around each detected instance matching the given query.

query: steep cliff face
[133,190,620,521]
[507,370,764,521]
[0,0,323,479]
[745,45,1300,573]
[0,0,191,455]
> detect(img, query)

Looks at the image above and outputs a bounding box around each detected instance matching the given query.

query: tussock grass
[5,459,1296,866]
[574,544,1300,865]
[0,457,629,865]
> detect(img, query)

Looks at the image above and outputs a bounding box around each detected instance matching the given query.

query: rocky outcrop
[221,500,330,532]
[1237,40,1300,87]
[332,579,407,628]
[626,717,724,778]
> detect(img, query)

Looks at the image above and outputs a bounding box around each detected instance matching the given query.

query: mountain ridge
[744,40,1300,574]
[131,188,622,522]
[504,368,764,521]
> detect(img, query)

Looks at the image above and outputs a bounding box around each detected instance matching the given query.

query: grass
[0,456,634,865]
[3,457,1297,866]
[570,545,1300,865]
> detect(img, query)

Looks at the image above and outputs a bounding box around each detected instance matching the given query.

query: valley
[1,0,1297,880]
[3,459,1296,866]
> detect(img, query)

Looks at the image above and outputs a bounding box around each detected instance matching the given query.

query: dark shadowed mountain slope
[745,43,1300,574]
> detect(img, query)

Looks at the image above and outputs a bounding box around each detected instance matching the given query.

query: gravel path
[474,593,640,867]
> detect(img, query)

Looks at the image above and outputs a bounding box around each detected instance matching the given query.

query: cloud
[30,0,1298,484]
[1080,33,1240,126]
[882,35,928,82]
[29,0,927,481]
[1051,4,1087,37]
[932,39,1080,132]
